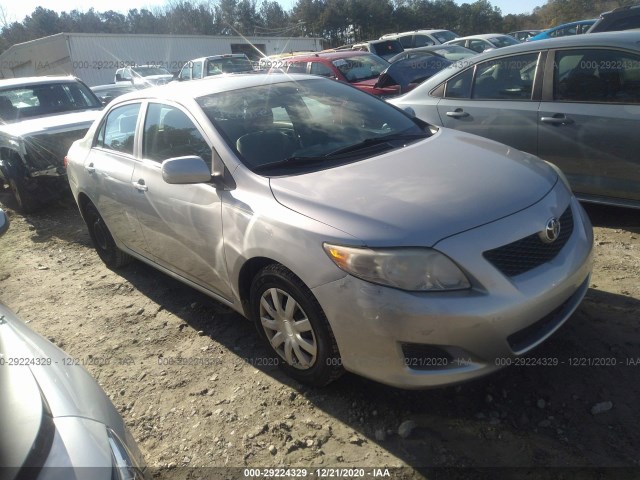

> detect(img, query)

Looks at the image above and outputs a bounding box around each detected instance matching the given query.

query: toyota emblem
[540,217,561,244]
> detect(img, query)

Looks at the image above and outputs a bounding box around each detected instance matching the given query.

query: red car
[268,51,405,97]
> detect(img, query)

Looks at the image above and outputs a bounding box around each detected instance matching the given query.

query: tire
[250,264,344,387]
[8,176,39,213]
[83,203,132,268]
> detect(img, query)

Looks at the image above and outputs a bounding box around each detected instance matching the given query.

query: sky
[0,0,548,24]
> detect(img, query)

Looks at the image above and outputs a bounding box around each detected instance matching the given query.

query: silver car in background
[0,210,146,480]
[390,31,640,210]
[66,74,593,389]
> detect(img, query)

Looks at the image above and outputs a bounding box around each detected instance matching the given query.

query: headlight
[544,160,572,191]
[107,428,147,480]
[323,244,471,291]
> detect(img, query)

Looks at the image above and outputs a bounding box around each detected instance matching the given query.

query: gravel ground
[0,192,639,479]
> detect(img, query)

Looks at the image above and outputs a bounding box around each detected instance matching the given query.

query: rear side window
[554,49,640,103]
[143,103,212,167]
[444,68,474,98]
[95,103,140,155]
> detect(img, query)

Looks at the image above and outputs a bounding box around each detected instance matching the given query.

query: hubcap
[93,218,109,251]
[259,288,317,369]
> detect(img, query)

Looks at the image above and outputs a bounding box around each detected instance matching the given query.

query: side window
[555,49,640,103]
[310,62,334,77]
[143,103,212,167]
[122,69,132,80]
[472,53,538,100]
[398,35,413,49]
[414,35,435,47]
[444,68,474,98]
[95,103,140,155]
[192,61,203,79]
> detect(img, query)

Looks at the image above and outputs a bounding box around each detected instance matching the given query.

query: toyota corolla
[66,74,593,389]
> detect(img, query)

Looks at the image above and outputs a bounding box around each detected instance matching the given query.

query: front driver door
[130,102,233,299]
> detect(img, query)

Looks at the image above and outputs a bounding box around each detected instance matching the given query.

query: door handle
[85,163,95,174]
[446,109,469,118]
[133,179,148,192]
[540,114,574,126]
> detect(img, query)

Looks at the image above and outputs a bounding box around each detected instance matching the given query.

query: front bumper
[312,194,594,389]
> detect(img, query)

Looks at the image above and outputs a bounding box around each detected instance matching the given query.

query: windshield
[207,57,254,75]
[370,40,404,57]
[133,66,172,77]
[332,55,389,82]
[433,30,459,43]
[431,46,476,60]
[490,36,520,48]
[0,82,102,123]
[197,78,427,175]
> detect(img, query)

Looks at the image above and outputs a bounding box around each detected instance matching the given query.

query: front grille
[483,206,574,277]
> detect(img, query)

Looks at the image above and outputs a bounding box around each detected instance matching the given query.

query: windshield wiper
[252,155,328,173]
[325,132,429,157]
[252,131,430,173]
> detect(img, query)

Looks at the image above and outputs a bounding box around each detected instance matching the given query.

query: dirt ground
[0,191,639,479]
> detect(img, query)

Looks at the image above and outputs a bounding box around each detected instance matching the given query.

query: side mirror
[162,156,214,184]
[0,208,9,237]
[115,73,123,82]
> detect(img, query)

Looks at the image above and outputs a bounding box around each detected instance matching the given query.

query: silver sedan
[66,74,593,388]
[390,31,640,210]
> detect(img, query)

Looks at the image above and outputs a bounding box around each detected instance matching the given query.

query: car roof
[451,33,512,41]
[477,29,640,53]
[547,19,597,29]
[110,73,321,105]
[190,54,249,62]
[0,75,80,88]
[285,50,374,61]
[383,29,451,37]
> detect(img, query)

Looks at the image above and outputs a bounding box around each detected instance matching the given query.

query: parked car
[268,51,405,97]
[528,20,596,41]
[351,39,404,61]
[0,209,147,479]
[381,29,460,48]
[0,76,103,212]
[91,83,140,105]
[445,34,520,53]
[389,31,640,209]
[389,44,477,63]
[508,30,543,41]
[177,54,254,81]
[66,73,593,389]
[588,4,640,33]
[115,65,174,87]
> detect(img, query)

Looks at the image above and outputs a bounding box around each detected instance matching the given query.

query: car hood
[269,128,557,247]
[0,109,100,138]
[0,302,124,426]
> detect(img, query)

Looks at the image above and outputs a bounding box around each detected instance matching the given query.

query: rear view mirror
[0,208,9,237]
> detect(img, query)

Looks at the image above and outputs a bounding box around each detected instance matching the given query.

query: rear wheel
[84,203,132,268]
[250,264,343,387]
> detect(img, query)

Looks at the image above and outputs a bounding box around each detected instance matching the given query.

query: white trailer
[0,32,324,86]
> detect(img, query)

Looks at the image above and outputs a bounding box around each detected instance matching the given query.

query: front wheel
[250,264,343,387]
[83,203,132,268]
[8,176,39,213]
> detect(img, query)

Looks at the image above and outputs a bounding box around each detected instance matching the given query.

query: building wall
[0,33,323,86]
